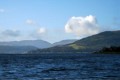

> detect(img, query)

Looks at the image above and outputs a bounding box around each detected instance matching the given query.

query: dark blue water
[0,53,120,80]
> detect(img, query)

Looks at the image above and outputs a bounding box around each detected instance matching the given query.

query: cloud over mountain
[65,15,100,37]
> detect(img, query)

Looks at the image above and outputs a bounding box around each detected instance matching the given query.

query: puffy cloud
[0,9,5,13]
[1,29,20,37]
[26,19,36,25]
[65,15,100,37]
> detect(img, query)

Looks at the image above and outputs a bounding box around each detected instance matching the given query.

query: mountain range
[0,40,51,48]
[0,30,120,54]
[0,39,76,53]
[30,30,120,53]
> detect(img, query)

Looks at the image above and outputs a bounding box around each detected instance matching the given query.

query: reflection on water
[0,53,120,80]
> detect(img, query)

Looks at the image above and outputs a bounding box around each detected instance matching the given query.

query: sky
[0,0,120,43]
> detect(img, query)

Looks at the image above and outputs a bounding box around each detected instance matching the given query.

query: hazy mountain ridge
[0,40,51,53]
[0,45,37,54]
[0,40,51,49]
[0,39,77,54]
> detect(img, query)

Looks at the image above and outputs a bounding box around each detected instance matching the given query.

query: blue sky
[0,0,120,43]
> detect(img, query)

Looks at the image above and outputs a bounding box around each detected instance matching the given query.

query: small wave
[41,67,77,73]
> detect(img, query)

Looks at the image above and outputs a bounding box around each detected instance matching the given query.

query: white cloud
[26,19,36,25]
[65,15,100,37]
[0,9,5,13]
[37,27,46,34]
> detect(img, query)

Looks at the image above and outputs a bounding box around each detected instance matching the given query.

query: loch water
[0,53,120,80]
